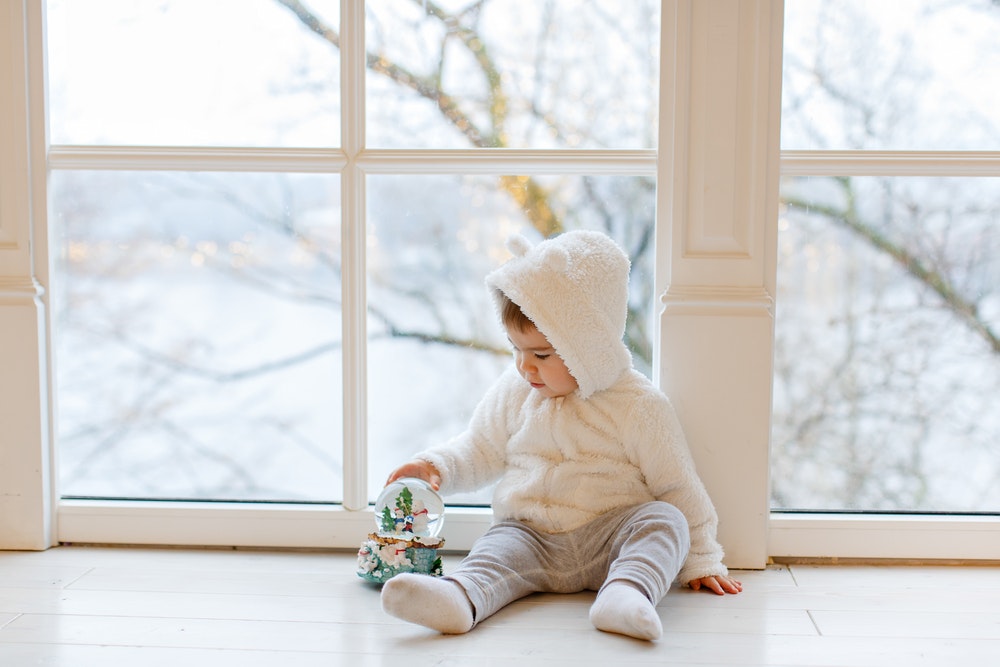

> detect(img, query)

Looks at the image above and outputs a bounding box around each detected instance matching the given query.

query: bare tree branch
[275,0,563,237]
[784,179,1000,355]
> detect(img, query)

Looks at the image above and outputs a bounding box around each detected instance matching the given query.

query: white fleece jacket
[416,231,728,583]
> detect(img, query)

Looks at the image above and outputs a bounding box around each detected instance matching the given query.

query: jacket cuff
[678,560,729,585]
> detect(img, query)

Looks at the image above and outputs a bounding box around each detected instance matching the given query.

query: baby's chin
[534,385,574,399]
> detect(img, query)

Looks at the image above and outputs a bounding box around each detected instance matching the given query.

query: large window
[774,0,1000,513]
[46,0,661,506]
[11,0,992,557]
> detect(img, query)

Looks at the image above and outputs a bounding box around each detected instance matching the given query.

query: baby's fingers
[721,576,743,594]
[690,575,743,595]
[688,577,723,594]
[703,577,726,595]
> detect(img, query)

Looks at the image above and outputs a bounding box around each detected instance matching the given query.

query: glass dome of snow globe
[374,477,445,538]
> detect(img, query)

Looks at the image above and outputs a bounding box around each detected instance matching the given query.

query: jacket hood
[485,230,633,399]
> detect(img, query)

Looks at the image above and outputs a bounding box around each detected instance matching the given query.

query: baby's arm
[385,460,442,490]
[394,369,520,495]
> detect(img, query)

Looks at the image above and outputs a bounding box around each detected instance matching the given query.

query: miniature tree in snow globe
[356,478,445,583]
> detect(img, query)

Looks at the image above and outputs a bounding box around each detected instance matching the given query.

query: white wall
[0,0,56,550]
[656,0,783,569]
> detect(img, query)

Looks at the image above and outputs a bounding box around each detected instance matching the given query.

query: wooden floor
[0,546,998,666]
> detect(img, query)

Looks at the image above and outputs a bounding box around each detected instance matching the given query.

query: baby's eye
[534,353,550,360]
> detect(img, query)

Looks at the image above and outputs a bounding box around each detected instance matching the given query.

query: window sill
[57,499,493,552]
[769,512,1000,562]
[58,501,998,561]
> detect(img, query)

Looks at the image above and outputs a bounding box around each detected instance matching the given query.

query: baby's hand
[385,460,442,490]
[688,574,743,595]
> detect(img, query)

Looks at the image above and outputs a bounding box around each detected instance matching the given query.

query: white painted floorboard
[0,546,998,666]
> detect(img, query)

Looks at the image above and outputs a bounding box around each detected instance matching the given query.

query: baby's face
[506,323,578,399]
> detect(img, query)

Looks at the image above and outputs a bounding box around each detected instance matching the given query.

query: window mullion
[46,146,347,173]
[780,150,1000,177]
[341,0,367,511]
[356,149,657,175]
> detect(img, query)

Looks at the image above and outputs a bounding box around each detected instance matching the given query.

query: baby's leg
[590,502,691,640]
[382,521,554,633]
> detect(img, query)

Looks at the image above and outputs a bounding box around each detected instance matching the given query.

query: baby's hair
[498,291,534,332]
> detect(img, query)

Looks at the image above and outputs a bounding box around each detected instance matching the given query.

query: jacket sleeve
[624,390,728,584]
[414,367,522,495]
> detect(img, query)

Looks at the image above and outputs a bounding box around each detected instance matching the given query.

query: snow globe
[356,477,446,583]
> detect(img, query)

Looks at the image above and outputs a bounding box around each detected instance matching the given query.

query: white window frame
[3,0,997,563]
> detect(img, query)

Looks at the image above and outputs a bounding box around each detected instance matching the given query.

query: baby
[382,231,741,641]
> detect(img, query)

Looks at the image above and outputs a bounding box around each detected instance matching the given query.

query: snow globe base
[356,533,445,584]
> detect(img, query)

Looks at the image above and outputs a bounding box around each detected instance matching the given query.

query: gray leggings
[446,501,691,627]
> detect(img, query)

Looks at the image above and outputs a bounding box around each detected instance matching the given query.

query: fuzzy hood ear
[486,230,633,399]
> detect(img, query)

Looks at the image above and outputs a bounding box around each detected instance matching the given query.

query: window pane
[365,0,660,149]
[52,171,342,501]
[773,176,1000,512]
[46,0,340,147]
[782,0,1000,150]
[365,173,656,502]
